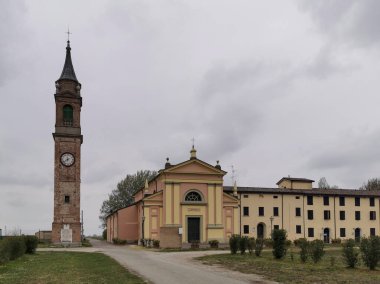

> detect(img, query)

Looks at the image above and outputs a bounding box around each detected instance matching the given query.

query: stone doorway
[323,228,330,243]
[257,223,265,239]
[187,217,200,242]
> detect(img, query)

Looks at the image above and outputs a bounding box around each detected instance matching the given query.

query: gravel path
[39,239,276,284]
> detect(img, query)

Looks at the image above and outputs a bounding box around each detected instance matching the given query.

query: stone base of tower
[52,222,82,246]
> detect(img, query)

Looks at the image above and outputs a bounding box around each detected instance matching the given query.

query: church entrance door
[187,217,200,242]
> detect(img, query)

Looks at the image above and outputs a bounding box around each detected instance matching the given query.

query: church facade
[107,148,380,248]
[107,147,240,248]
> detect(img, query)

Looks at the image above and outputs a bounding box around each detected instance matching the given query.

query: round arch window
[185,191,202,202]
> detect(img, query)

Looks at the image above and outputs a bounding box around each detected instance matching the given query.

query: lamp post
[270,216,274,238]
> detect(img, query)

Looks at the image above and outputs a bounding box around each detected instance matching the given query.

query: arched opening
[323,228,330,243]
[184,191,203,202]
[63,105,73,126]
[355,228,361,242]
[257,223,266,239]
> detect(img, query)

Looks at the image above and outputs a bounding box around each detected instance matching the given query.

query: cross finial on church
[66,27,72,41]
[191,137,195,148]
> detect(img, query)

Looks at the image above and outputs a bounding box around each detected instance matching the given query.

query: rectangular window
[355,197,360,206]
[243,225,249,234]
[340,228,346,238]
[243,194,249,198]
[273,207,279,217]
[295,207,301,217]
[340,211,345,220]
[308,228,314,237]
[324,210,331,220]
[307,210,314,220]
[339,196,345,206]
[355,211,361,220]
[243,206,249,216]
[296,196,300,199]
[370,197,375,207]
[307,195,313,205]
[64,195,70,203]
[323,196,329,206]
[370,211,376,220]
[273,195,278,199]
[296,225,302,234]
[370,228,376,236]
[274,225,279,230]
[259,207,264,216]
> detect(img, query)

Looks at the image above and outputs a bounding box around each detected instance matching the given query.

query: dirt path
[87,239,276,284]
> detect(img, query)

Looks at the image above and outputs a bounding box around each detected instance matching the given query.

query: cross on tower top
[66,27,72,41]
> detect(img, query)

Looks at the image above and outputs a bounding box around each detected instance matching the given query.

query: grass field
[0,252,145,284]
[198,249,380,283]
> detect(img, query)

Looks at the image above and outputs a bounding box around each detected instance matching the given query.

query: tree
[272,229,287,259]
[360,236,380,270]
[318,177,339,189]
[99,170,157,227]
[342,239,359,268]
[359,178,380,191]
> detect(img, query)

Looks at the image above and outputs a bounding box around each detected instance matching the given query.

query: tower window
[64,195,70,203]
[63,105,73,126]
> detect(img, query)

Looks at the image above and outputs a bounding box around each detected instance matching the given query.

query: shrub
[229,234,240,254]
[247,237,255,255]
[299,239,309,263]
[208,240,219,249]
[360,236,380,270]
[0,237,26,263]
[263,238,273,248]
[153,239,160,248]
[310,240,325,263]
[272,229,287,259]
[255,238,264,257]
[102,229,107,240]
[342,239,359,268]
[239,236,248,255]
[112,238,127,245]
[331,238,341,245]
[285,239,292,248]
[23,236,38,254]
[294,238,307,247]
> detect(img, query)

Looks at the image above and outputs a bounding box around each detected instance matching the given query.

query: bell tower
[52,39,83,245]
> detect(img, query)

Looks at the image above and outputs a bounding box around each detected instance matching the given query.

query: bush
[272,229,287,259]
[102,229,107,240]
[310,240,325,263]
[0,237,26,263]
[239,236,248,255]
[360,236,380,270]
[208,240,219,249]
[342,239,359,268]
[332,238,341,245]
[23,235,38,254]
[112,238,127,245]
[153,239,160,248]
[294,238,307,247]
[263,238,273,248]
[247,237,255,255]
[229,234,240,254]
[299,239,309,263]
[255,238,264,257]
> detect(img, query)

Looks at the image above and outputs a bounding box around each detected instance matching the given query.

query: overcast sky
[1,0,380,236]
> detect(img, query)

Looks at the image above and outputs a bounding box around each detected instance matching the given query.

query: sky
[1,0,380,236]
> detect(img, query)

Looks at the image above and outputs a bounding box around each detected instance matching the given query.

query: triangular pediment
[164,159,226,175]
[143,190,163,201]
[223,192,239,204]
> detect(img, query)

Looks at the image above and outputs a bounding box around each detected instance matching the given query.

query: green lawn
[198,249,380,283]
[0,252,145,284]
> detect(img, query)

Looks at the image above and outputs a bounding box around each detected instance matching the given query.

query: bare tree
[318,177,339,189]
[99,170,157,227]
[359,178,380,191]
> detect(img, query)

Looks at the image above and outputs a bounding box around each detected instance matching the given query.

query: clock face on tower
[60,152,75,167]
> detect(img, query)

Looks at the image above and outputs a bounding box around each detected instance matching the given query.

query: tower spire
[58,37,78,82]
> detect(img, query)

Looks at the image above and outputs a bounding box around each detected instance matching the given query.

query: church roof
[58,40,78,82]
